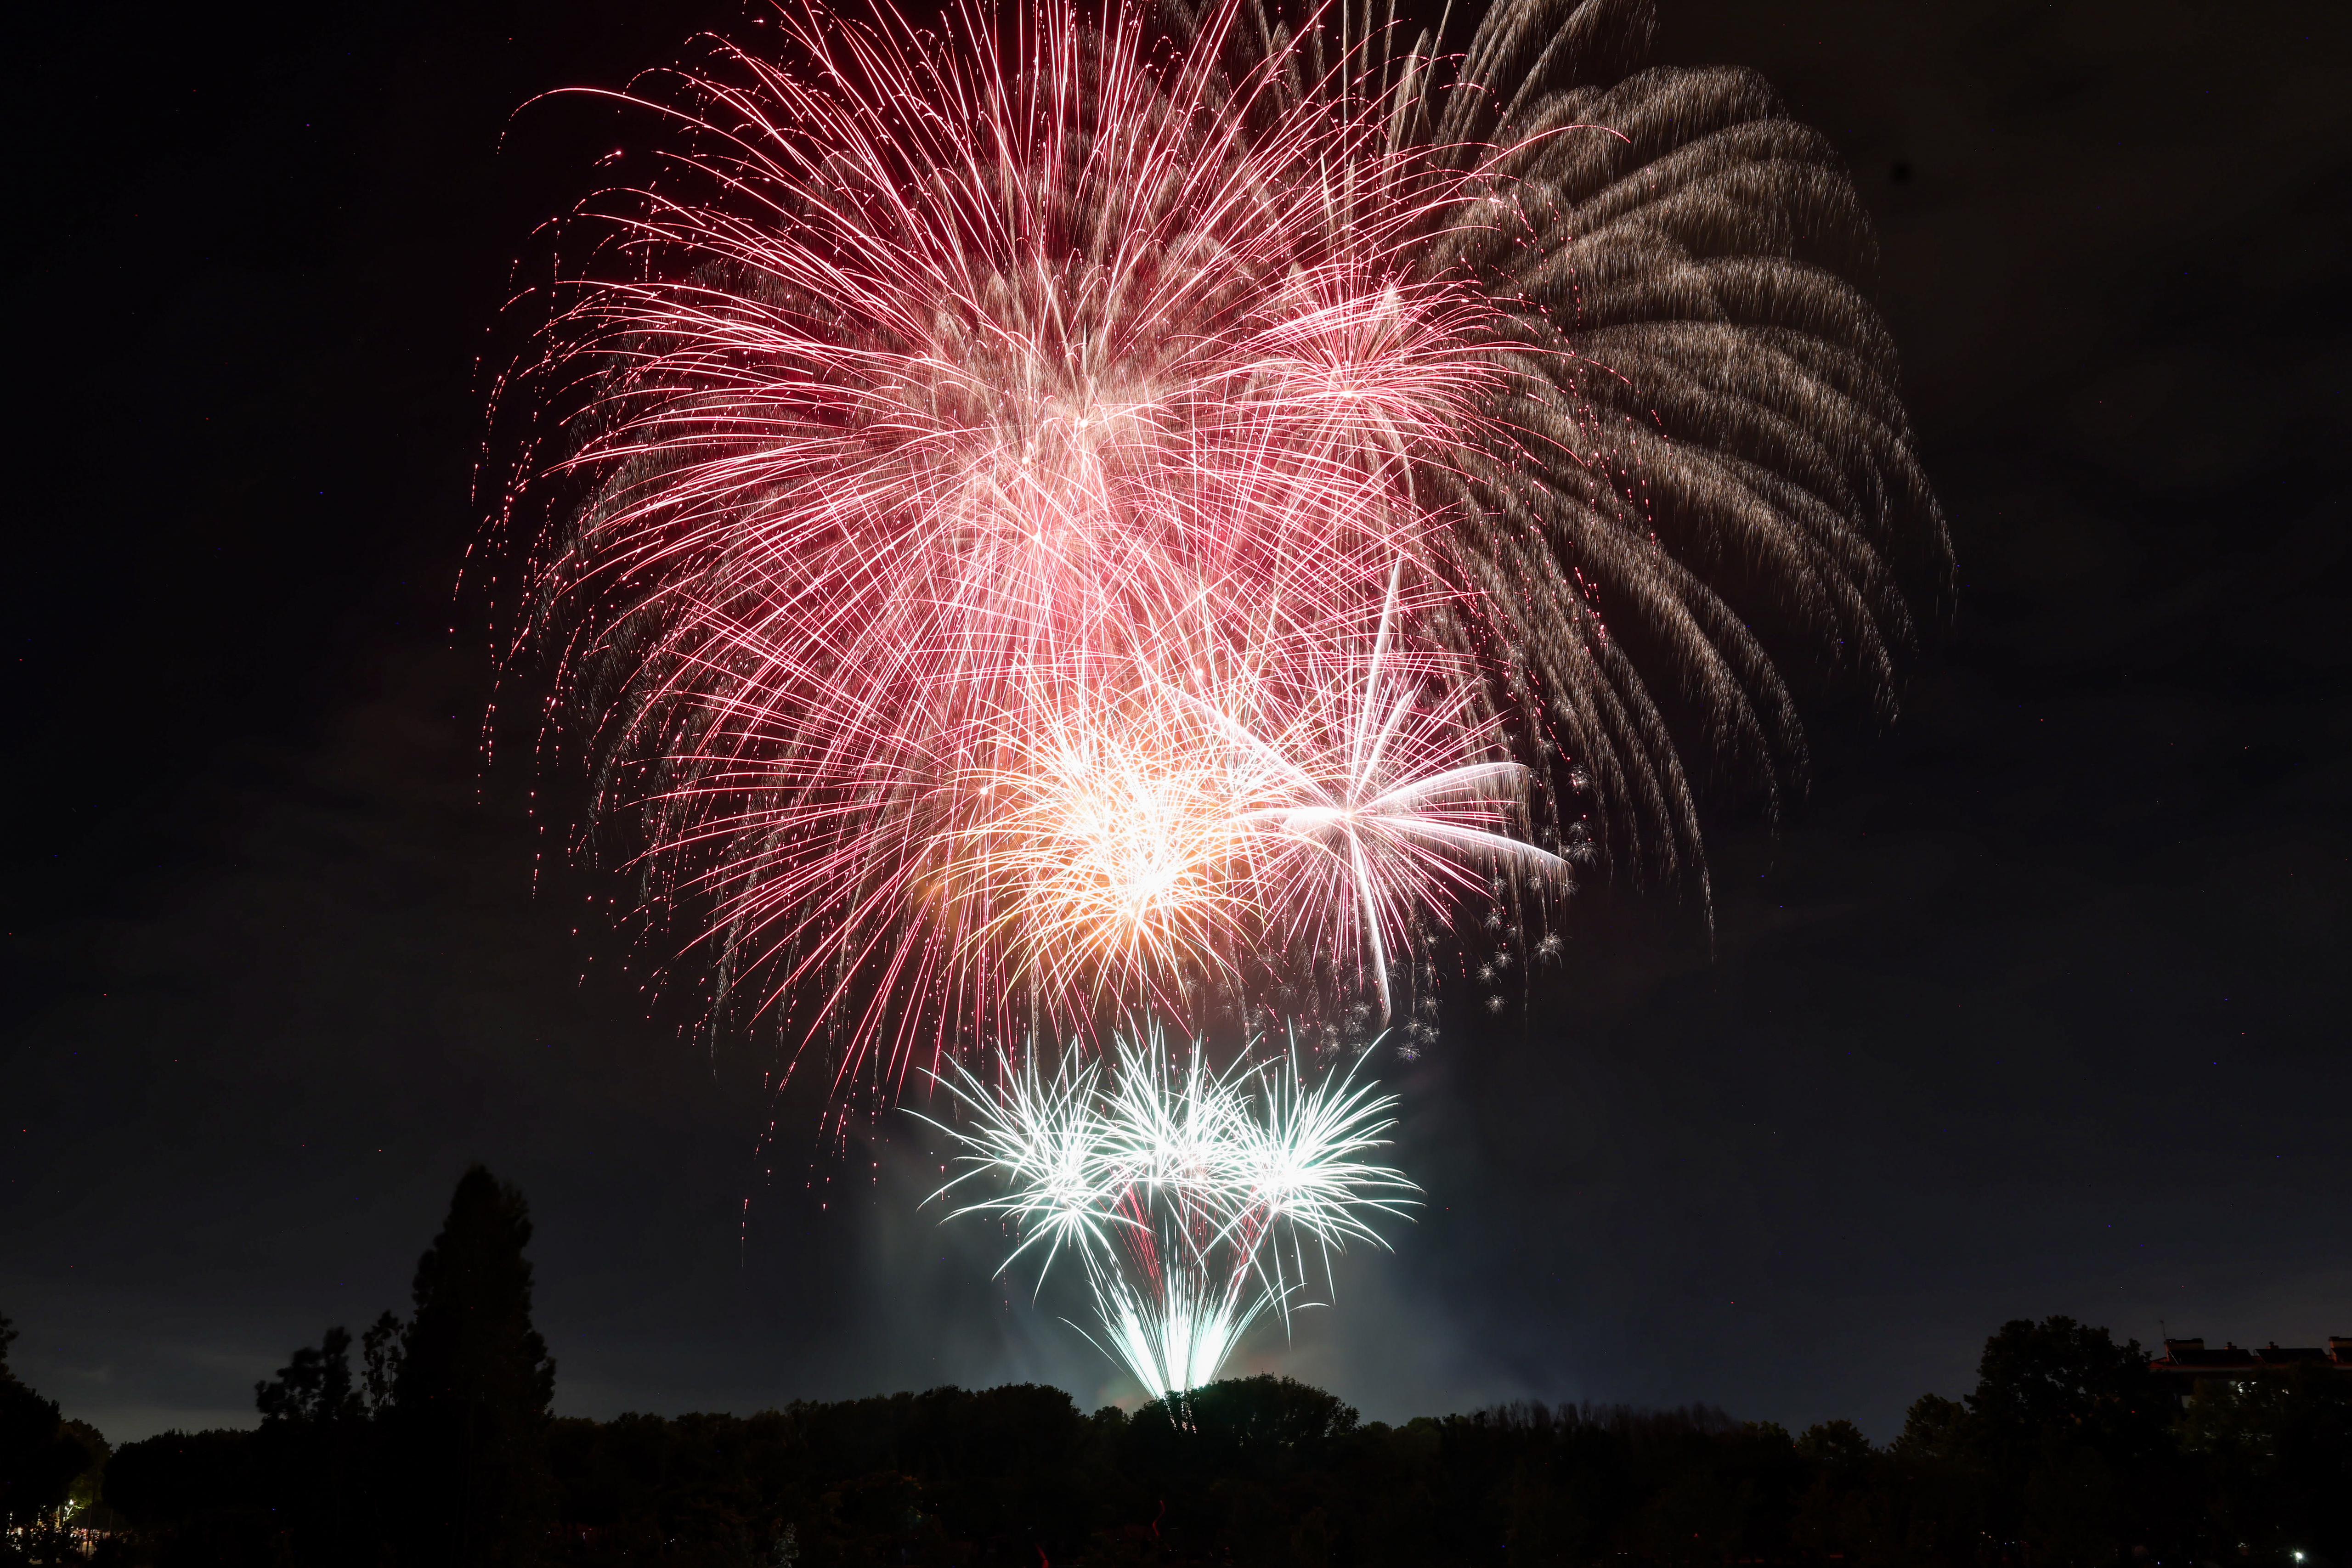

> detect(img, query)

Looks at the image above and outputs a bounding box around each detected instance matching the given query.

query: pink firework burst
[497,0,1548,1086]
[491,0,1950,1090]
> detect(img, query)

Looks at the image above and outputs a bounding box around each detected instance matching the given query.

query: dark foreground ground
[18,1325,2349,1568]
[9,1173,2347,1568]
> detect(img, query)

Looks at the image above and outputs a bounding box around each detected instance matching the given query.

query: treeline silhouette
[5,1166,2345,1567]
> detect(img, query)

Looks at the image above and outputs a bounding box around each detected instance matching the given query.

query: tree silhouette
[255,1320,388,1563]
[256,1324,363,1427]
[388,1164,558,1567]
[0,1311,99,1544]
[1964,1314,2182,1557]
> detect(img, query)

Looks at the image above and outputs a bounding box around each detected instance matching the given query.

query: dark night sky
[4,0,2347,1446]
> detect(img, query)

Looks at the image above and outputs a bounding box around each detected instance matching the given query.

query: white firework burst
[923,1029,1416,1397]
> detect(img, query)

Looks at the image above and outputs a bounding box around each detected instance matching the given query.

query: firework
[933,564,1567,1026]
[494,0,1950,1081]
[925,1032,1414,1396]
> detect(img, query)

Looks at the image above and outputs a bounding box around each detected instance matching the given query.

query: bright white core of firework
[923,1033,1417,1398]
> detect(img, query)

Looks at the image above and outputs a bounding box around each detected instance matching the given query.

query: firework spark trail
[936,567,1568,1024]
[496,0,1951,1085]
[501,0,1548,1083]
[926,1032,1415,1396]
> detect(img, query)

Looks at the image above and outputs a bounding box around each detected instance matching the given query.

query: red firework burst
[496,0,1560,1087]
[491,0,1949,1090]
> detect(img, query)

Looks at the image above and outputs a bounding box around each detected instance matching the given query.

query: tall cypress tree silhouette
[390,1165,557,1566]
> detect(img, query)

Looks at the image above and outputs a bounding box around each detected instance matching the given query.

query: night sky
[5,0,2347,1447]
